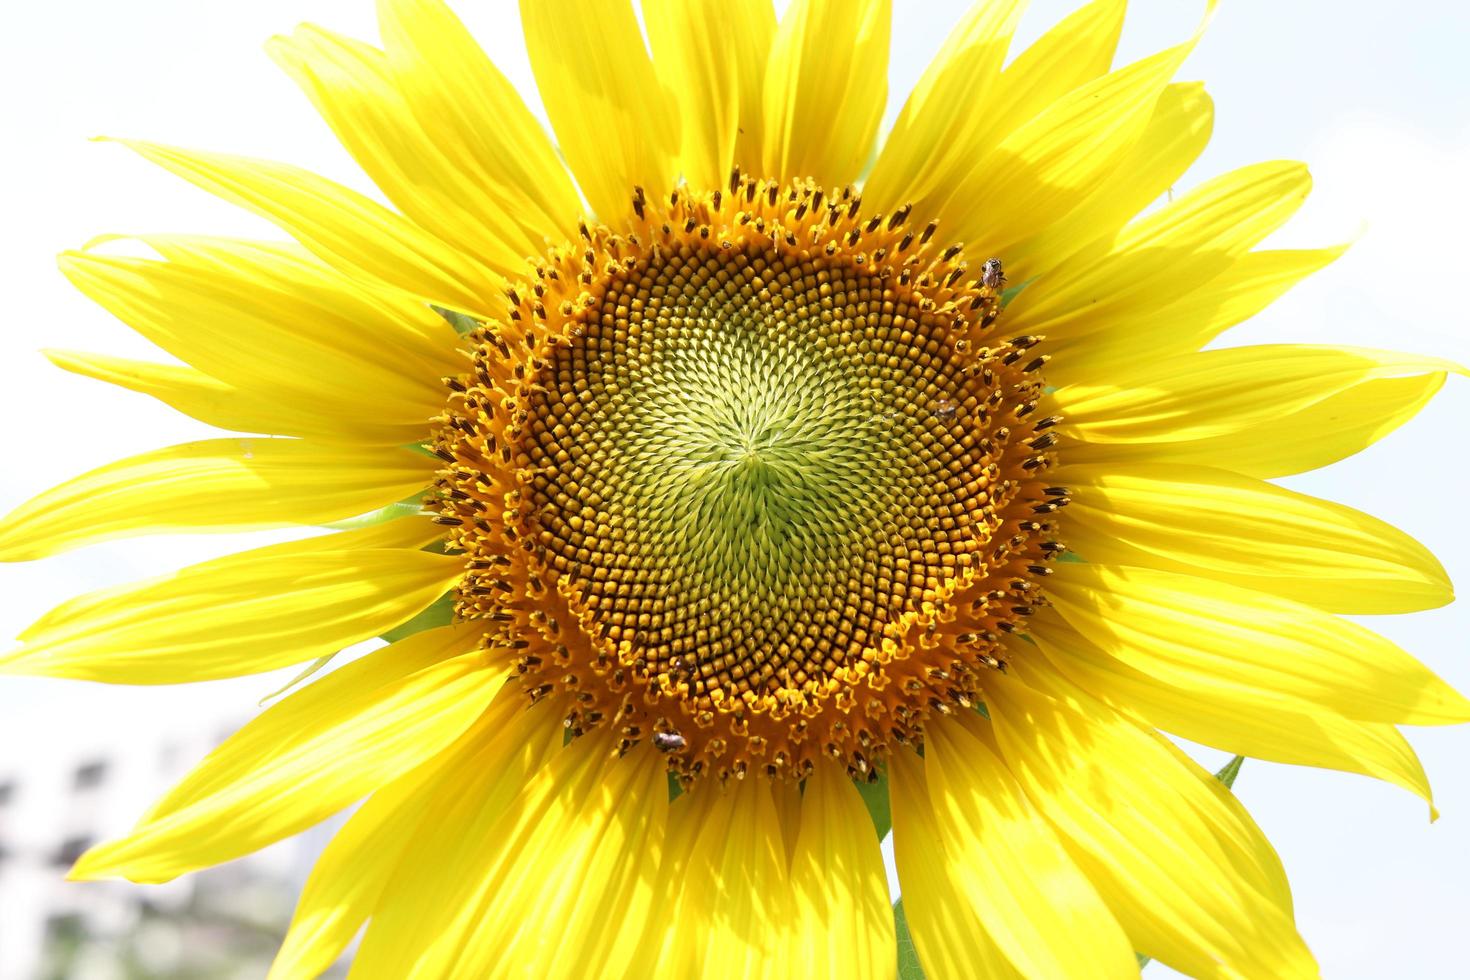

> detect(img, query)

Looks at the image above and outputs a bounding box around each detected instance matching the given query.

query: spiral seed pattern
[432,174,1065,783]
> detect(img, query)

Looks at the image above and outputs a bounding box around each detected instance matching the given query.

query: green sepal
[1000,276,1036,309]
[381,592,455,643]
[256,654,335,707]
[432,304,481,337]
[1214,754,1245,789]
[855,769,892,840]
[322,497,425,531]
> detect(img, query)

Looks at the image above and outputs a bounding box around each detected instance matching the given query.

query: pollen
[432,173,1064,784]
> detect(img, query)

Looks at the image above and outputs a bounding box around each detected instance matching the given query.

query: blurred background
[1,1,1467,977]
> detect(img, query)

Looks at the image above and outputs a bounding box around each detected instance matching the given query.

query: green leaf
[895,900,925,979]
[855,769,892,840]
[1215,754,1245,789]
[381,592,455,643]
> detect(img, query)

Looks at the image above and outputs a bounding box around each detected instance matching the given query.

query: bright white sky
[1,1,1467,976]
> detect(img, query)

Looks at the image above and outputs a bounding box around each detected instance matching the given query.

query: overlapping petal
[788,762,894,979]
[521,0,679,220]
[1009,159,1312,342]
[1047,562,1470,726]
[870,0,1125,224]
[268,23,548,277]
[647,777,795,977]
[353,729,664,979]
[44,350,430,446]
[865,0,1028,210]
[0,438,433,561]
[900,718,1138,978]
[1052,246,1347,383]
[939,2,1217,256]
[1054,344,1461,477]
[70,621,500,883]
[285,690,563,980]
[1030,614,1436,811]
[643,0,776,190]
[985,662,1315,977]
[59,236,464,425]
[1059,462,1452,613]
[761,0,891,187]
[2,519,454,683]
[108,139,504,314]
[377,0,584,246]
[887,750,1026,979]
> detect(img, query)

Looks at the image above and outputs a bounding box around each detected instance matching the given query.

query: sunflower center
[524,245,997,699]
[434,175,1065,783]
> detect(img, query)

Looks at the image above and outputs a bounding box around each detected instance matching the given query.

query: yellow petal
[58,243,460,421]
[282,690,561,980]
[1047,562,1470,726]
[915,715,1138,978]
[761,0,891,187]
[1029,614,1436,813]
[1007,81,1215,271]
[133,234,459,351]
[649,777,794,977]
[377,0,583,245]
[888,750,1024,980]
[71,622,500,884]
[520,0,679,220]
[789,761,894,980]
[984,663,1317,978]
[993,0,1126,123]
[354,730,665,980]
[44,349,429,446]
[864,0,1029,210]
[1054,344,1460,478]
[455,744,667,979]
[1048,246,1346,383]
[267,742,449,980]
[941,3,1216,256]
[110,138,503,314]
[874,0,1124,224]
[1059,462,1452,613]
[1008,159,1311,341]
[3,519,458,683]
[267,23,545,276]
[643,0,776,191]
[0,438,433,561]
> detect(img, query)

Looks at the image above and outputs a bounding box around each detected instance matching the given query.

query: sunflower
[3,0,1465,976]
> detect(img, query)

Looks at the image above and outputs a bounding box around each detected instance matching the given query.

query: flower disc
[434,176,1065,782]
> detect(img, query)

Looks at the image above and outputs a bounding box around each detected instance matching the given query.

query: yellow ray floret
[986,661,1312,977]
[0,439,434,561]
[1045,563,1470,726]
[1029,618,1436,814]
[3,519,454,683]
[71,621,501,883]
[1059,461,1452,613]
